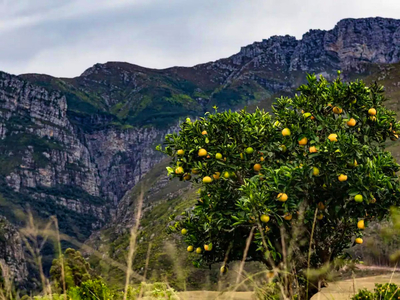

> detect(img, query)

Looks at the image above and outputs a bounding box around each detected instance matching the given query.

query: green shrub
[67,279,114,300]
[352,283,400,300]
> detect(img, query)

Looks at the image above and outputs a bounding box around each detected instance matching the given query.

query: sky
[1,0,400,78]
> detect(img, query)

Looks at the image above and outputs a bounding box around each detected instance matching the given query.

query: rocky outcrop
[0,216,28,285]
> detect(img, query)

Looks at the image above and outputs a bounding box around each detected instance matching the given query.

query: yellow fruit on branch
[201,130,208,135]
[220,265,228,274]
[368,108,377,116]
[277,193,288,202]
[215,153,223,160]
[177,149,185,155]
[357,220,365,230]
[206,155,211,158]
[260,156,265,162]
[370,198,376,204]
[309,146,317,153]
[245,147,254,154]
[196,247,202,254]
[187,246,194,252]
[223,171,230,179]
[253,164,262,172]
[317,213,324,220]
[369,116,377,122]
[181,228,188,235]
[298,137,308,146]
[213,172,221,180]
[183,173,191,181]
[284,213,292,221]
[338,174,348,182]
[280,145,287,152]
[347,118,357,127]
[317,202,325,210]
[203,176,212,183]
[333,106,343,114]
[198,148,207,157]
[354,194,363,203]
[355,238,363,244]
[313,167,320,176]
[328,133,338,142]
[175,167,184,174]
[260,215,270,223]
[204,244,212,251]
[282,128,291,136]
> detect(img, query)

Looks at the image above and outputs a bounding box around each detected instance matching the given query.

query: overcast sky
[1,0,400,78]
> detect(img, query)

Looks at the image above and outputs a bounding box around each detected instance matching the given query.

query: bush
[67,279,114,300]
[352,283,400,300]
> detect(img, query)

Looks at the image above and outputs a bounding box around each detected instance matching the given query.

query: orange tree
[157,73,400,298]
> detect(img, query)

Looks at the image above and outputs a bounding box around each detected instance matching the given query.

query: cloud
[1,0,400,77]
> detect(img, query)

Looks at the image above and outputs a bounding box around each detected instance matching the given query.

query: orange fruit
[317,202,325,210]
[317,213,324,220]
[333,106,343,114]
[277,193,288,202]
[282,128,291,136]
[283,213,292,221]
[328,134,338,142]
[183,173,191,181]
[312,167,319,176]
[215,153,223,160]
[338,174,348,182]
[202,130,207,135]
[177,149,185,155]
[187,246,194,252]
[357,220,365,230]
[213,172,220,180]
[260,215,270,223]
[175,167,184,174]
[368,108,376,116]
[347,118,356,127]
[309,146,317,153]
[195,247,202,254]
[253,164,262,172]
[298,137,308,146]
[203,176,212,183]
[181,229,188,235]
[355,238,363,244]
[198,148,207,156]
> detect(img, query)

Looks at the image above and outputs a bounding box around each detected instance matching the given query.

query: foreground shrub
[352,283,400,300]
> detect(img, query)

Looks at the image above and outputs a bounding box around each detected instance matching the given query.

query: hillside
[0,17,400,283]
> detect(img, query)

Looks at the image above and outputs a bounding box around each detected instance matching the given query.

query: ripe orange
[277,193,288,202]
[282,128,291,136]
[195,247,202,254]
[298,137,308,146]
[253,164,262,172]
[201,130,207,135]
[187,246,194,252]
[355,238,363,244]
[181,228,188,235]
[338,174,348,182]
[354,194,363,203]
[260,215,270,223]
[333,106,343,114]
[203,176,212,183]
[309,146,317,153]
[347,118,356,127]
[368,108,376,116]
[283,213,292,221]
[328,133,338,142]
[357,220,365,230]
[183,173,191,181]
[213,172,220,180]
[177,149,185,155]
[175,167,184,174]
[260,156,265,162]
[206,155,211,158]
[204,244,210,251]
[220,265,228,274]
[198,148,207,156]
[215,153,223,160]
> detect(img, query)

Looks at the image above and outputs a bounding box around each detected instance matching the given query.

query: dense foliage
[352,283,400,300]
[159,73,400,297]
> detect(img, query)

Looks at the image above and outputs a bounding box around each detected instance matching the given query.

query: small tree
[50,248,95,292]
[158,74,400,299]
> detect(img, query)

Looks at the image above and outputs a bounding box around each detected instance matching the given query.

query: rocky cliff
[1,17,400,284]
[0,216,27,286]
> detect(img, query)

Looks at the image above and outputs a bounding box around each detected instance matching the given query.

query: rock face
[0,216,28,285]
[0,18,399,280]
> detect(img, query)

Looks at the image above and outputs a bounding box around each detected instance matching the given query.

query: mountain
[0,17,400,284]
